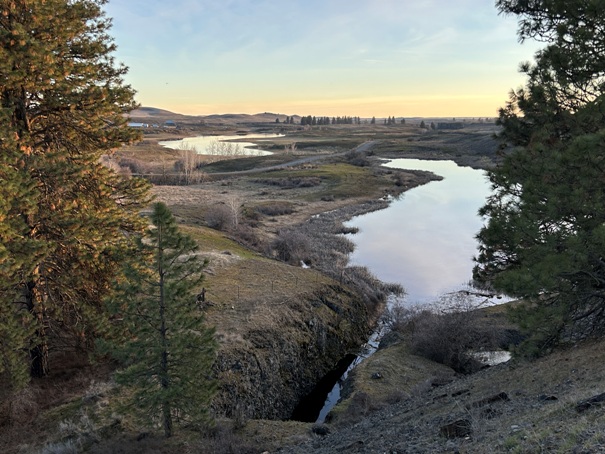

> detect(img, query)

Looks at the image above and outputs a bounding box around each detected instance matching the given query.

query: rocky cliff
[210,283,370,420]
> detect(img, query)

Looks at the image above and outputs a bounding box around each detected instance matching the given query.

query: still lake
[159,133,283,156]
[345,158,492,305]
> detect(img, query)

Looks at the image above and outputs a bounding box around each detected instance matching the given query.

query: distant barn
[128,122,148,128]
[164,120,177,128]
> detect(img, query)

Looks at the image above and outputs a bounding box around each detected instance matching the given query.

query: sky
[104,0,541,118]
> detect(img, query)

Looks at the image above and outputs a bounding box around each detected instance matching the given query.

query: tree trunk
[25,280,49,378]
[29,343,48,378]
[158,230,172,438]
[161,349,172,438]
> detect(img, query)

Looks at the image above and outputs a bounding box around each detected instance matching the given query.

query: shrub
[254,201,295,216]
[335,226,359,235]
[118,157,148,175]
[342,266,403,312]
[393,172,407,187]
[388,295,501,374]
[232,224,262,249]
[345,150,370,167]
[205,204,234,231]
[271,230,311,264]
[254,177,321,189]
[0,387,39,426]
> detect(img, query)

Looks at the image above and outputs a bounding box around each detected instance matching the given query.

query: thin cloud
[105,0,538,117]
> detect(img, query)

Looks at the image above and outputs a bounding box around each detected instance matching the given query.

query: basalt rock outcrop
[211,283,370,420]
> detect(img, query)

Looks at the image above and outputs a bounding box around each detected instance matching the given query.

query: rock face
[211,283,370,420]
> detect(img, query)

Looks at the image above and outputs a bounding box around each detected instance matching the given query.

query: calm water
[345,158,491,304]
[310,158,496,423]
[159,133,283,156]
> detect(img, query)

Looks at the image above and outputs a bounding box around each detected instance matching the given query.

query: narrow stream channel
[297,158,496,423]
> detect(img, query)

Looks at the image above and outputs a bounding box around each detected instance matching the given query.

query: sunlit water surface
[159,133,283,156]
[345,158,492,305]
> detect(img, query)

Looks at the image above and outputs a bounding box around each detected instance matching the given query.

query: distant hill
[130,106,189,118]
[203,112,300,124]
[130,108,493,126]
[129,107,299,125]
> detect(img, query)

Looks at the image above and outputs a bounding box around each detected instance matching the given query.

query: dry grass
[203,257,333,335]
[327,341,455,426]
[280,331,605,453]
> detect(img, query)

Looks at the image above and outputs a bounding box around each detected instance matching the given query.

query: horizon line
[133,106,498,120]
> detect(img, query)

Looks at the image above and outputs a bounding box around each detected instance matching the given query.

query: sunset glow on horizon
[105,0,540,118]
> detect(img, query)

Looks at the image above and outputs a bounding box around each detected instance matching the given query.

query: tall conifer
[104,202,217,438]
[475,1,605,354]
[0,0,150,380]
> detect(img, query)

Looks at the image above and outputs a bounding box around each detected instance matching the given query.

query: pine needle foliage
[104,203,217,438]
[474,0,605,355]
[0,0,151,383]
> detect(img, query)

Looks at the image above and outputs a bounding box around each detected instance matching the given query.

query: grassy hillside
[279,335,605,453]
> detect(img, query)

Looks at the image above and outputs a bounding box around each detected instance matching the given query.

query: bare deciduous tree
[225,196,242,229]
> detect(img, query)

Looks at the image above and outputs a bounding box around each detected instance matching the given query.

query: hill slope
[129,106,299,125]
[277,337,605,453]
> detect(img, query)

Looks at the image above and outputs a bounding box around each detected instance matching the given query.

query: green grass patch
[264,163,385,201]
[180,225,258,259]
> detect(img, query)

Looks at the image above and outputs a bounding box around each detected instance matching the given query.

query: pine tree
[104,202,217,438]
[0,128,45,387]
[474,0,605,354]
[0,0,150,379]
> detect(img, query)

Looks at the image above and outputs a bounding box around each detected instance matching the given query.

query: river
[309,157,497,423]
[345,158,492,305]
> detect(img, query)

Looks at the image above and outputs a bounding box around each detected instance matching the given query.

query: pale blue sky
[104,0,539,117]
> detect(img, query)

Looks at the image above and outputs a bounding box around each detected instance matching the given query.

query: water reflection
[159,133,283,156]
[345,159,491,304]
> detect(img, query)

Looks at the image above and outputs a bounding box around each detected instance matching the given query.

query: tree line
[277,115,408,125]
